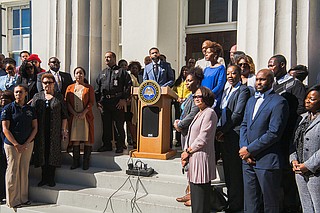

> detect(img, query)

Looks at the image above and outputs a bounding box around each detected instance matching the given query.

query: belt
[103,92,123,99]
[104,94,117,99]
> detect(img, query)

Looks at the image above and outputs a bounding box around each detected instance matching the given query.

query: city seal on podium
[138,80,161,105]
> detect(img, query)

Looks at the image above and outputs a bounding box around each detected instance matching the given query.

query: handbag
[210,185,227,211]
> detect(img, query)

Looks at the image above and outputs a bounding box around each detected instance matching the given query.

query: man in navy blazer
[239,69,289,213]
[143,47,174,87]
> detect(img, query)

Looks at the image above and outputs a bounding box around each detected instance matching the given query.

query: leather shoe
[176,193,190,202]
[97,146,112,152]
[115,148,123,153]
[47,180,56,187]
[184,200,191,206]
[38,180,47,187]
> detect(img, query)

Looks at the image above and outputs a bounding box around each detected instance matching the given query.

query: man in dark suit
[239,69,289,213]
[143,47,174,87]
[37,57,73,96]
[217,65,250,212]
[268,54,305,212]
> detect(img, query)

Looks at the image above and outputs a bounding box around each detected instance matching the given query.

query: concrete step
[0,203,105,213]
[60,151,223,181]
[28,180,192,213]
[30,165,189,197]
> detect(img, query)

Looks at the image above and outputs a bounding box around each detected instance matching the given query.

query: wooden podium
[131,85,178,160]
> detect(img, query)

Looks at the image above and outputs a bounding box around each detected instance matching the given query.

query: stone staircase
[0,149,225,213]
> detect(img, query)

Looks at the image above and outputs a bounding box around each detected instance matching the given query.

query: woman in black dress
[32,73,68,187]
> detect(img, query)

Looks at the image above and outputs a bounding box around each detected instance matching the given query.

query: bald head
[255,69,274,93]
[201,40,212,55]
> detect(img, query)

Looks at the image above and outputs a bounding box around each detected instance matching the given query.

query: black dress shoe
[115,148,123,153]
[38,180,47,187]
[97,146,112,152]
[47,180,56,187]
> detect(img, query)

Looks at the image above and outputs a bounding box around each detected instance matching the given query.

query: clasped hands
[14,143,29,153]
[291,160,308,173]
[239,146,255,165]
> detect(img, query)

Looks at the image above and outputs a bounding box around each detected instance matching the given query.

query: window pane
[13,9,20,28]
[22,28,30,35]
[22,36,30,50]
[13,29,20,35]
[232,0,238,21]
[12,35,20,50]
[21,8,30,28]
[209,0,228,23]
[188,0,205,25]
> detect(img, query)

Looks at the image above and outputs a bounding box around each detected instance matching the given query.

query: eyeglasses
[238,63,249,67]
[192,95,203,99]
[42,81,54,85]
[49,61,60,64]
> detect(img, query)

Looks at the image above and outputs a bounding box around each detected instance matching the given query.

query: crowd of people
[0,40,319,213]
[172,40,319,213]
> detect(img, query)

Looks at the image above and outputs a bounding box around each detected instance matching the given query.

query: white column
[70,0,90,78]
[158,0,180,71]
[110,0,120,57]
[56,0,72,72]
[89,0,102,84]
[238,0,276,71]
[274,0,295,67]
[31,0,51,69]
[101,0,111,67]
[296,0,309,67]
[122,0,159,63]
[308,0,320,86]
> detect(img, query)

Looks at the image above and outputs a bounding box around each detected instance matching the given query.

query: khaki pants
[4,142,33,208]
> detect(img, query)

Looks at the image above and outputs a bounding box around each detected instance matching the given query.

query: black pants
[221,130,244,211]
[190,182,211,213]
[101,99,125,149]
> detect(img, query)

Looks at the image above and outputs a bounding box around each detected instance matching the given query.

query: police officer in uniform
[95,51,132,153]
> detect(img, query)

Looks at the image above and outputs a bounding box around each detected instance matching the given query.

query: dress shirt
[220,82,241,109]
[252,88,273,120]
[50,70,62,91]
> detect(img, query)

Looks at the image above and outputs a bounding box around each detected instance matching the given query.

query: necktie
[153,64,159,78]
[254,92,264,99]
[55,72,61,91]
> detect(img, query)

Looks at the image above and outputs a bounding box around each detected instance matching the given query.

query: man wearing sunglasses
[36,57,73,96]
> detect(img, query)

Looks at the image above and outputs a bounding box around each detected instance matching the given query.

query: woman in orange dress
[65,67,94,170]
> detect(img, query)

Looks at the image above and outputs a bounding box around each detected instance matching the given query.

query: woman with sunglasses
[17,60,39,104]
[32,73,68,187]
[181,86,217,213]
[236,55,256,95]
[65,67,94,170]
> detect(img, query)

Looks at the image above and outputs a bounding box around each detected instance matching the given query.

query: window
[188,0,238,26]
[188,0,205,25]
[7,4,31,64]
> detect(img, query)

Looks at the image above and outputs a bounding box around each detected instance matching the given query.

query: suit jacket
[185,107,217,184]
[37,70,73,96]
[143,61,174,87]
[240,91,289,169]
[219,84,250,135]
[178,94,199,136]
[290,112,320,173]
